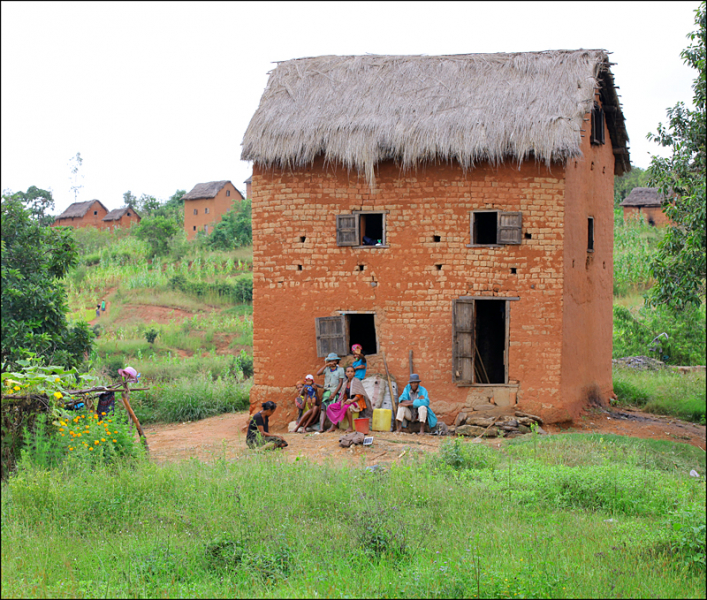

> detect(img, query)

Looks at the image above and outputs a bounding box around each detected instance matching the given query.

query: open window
[453,298,510,385]
[470,211,522,245]
[336,211,387,247]
[587,217,594,252]
[591,102,605,145]
[316,313,378,357]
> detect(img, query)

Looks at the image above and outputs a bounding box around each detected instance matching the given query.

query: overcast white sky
[1,1,701,214]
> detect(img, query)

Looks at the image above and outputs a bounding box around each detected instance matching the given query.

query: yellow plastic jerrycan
[371,408,392,432]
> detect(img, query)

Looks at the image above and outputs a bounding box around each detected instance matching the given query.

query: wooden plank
[498,211,522,244]
[336,214,359,246]
[315,316,346,357]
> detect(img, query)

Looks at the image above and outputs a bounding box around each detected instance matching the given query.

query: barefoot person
[316,353,345,432]
[395,374,437,435]
[295,375,321,433]
[246,401,288,449]
[324,366,372,433]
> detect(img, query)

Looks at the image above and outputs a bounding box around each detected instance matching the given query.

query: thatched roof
[55,200,108,220]
[183,181,243,201]
[102,206,141,221]
[242,50,630,186]
[620,187,663,207]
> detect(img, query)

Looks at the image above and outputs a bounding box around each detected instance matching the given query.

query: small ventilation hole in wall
[433,235,441,242]
[572,259,576,268]
[602,166,606,174]
[591,161,595,171]
[603,261,606,269]
[524,233,532,240]
[358,265,365,271]
[435,264,443,271]
[300,236,306,243]
[511,268,517,274]
[297,265,303,271]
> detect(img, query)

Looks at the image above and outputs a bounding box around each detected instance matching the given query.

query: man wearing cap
[316,353,345,431]
[396,373,437,435]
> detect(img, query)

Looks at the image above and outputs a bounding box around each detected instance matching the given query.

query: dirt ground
[142,405,706,467]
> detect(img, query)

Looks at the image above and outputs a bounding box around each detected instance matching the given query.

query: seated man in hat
[395,373,437,435]
[316,352,345,432]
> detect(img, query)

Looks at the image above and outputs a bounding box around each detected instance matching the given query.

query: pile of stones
[450,411,546,438]
[612,356,666,371]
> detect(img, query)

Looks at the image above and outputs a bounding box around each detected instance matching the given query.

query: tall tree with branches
[647,2,706,310]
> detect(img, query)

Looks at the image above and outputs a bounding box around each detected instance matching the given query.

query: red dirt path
[142,406,706,466]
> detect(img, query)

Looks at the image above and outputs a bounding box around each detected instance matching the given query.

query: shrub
[145,327,158,345]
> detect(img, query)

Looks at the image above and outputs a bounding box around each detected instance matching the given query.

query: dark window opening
[511,268,517,274]
[587,217,595,252]
[360,213,384,245]
[347,313,377,356]
[433,235,441,242]
[472,212,498,245]
[205,207,210,214]
[475,300,506,384]
[300,236,306,243]
[591,102,605,145]
[648,217,656,227]
[193,209,198,215]
[94,211,98,215]
[297,264,303,271]
[524,232,532,240]
[435,264,443,270]
[226,190,230,197]
[358,264,365,271]
[193,226,196,231]
[127,212,131,216]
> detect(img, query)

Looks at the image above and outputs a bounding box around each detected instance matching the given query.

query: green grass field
[2,434,704,598]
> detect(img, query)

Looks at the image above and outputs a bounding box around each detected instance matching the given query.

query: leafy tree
[6,186,55,226]
[647,2,706,310]
[206,199,252,250]
[137,193,161,215]
[123,190,137,206]
[1,197,93,370]
[132,215,180,257]
[614,166,650,207]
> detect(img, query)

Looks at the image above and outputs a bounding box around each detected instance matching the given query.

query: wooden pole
[383,353,397,430]
[474,341,490,384]
[120,383,149,451]
[409,350,414,377]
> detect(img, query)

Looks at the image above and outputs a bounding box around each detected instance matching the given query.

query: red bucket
[354,418,370,434]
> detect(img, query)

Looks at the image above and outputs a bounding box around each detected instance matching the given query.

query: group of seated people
[245,344,437,449]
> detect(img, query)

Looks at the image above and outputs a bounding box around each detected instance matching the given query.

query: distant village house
[183,180,244,240]
[242,50,631,429]
[619,187,669,226]
[52,200,109,229]
[52,201,140,230]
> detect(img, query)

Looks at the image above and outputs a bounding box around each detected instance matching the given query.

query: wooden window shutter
[315,316,347,358]
[591,102,605,145]
[497,212,522,244]
[452,299,474,384]
[336,214,359,246]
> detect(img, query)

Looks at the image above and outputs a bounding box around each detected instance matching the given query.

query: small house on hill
[241,50,630,428]
[52,200,109,229]
[620,187,668,226]
[102,206,141,231]
[183,180,244,240]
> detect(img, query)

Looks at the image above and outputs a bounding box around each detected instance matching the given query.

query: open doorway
[474,300,506,383]
[347,313,377,356]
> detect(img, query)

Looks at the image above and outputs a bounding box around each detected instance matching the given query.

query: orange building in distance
[183,180,244,240]
[52,200,109,229]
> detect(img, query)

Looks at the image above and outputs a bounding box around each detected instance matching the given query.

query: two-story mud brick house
[183,180,244,240]
[241,51,630,428]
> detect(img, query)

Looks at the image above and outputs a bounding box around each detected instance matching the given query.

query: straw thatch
[620,187,663,207]
[183,181,242,201]
[102,206,141,221]
[242,50,630,187]
[54,200,108,220]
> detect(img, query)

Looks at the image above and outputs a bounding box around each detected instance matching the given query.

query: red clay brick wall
[623,205,670,227]
[559,104,616,421]
[251,158,571,429]
[104,212,141,231]
[184,182,242,240]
